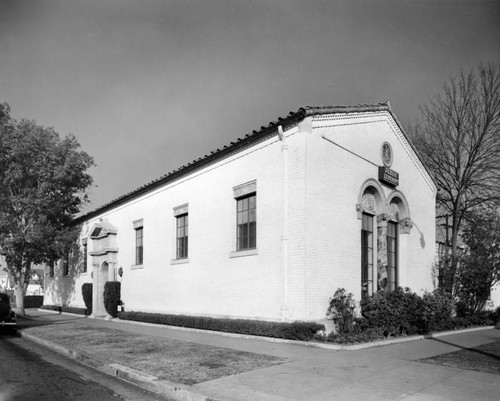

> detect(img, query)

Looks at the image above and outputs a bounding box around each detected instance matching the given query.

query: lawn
[24,321,288,385]
[419,340,500,375]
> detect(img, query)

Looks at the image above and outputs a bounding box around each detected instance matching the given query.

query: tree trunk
[15,280,25,317]
[445,213,461,295]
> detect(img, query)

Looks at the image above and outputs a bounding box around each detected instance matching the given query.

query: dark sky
[1,0,499,211]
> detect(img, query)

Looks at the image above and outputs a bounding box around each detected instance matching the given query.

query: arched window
[361,213,374,297]
[385,193,411,291]
[357,181,385,297]
[387,219,398,291]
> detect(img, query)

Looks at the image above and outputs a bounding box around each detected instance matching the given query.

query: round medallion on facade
[381,142,393,167]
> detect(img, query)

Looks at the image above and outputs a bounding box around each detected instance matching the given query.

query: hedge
[104,281,121,318]
[324,288,500,344]
[82,283,93,315]
[40,304,61,312]
[118,311,325,341]
[40,305,88,315]
[24,295,44,308]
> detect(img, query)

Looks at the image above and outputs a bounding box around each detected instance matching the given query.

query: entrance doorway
[95,262,108,317]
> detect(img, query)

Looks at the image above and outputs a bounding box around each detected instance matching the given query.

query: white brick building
[44,103,437,323]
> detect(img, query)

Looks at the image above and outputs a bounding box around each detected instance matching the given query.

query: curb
[112,316,496,351]
[336,325,497,350]
[19,330,224,401]
[33,309,497,351]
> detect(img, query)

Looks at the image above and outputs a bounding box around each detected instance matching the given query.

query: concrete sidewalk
[17,310,500,401]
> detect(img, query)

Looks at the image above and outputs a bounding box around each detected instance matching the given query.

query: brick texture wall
[44,111,436,322]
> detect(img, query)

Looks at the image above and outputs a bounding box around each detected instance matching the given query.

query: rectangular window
[176,214,188,259]
[387,221,398,291]
[236,193,256,251]
[135,227,143,265]
[361,213,373,298]
[83,243,88,273]
[49,262,54,278]
[62,253,69,276]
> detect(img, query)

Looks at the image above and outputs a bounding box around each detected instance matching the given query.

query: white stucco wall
[284,112,436,321]
[46,129,296,320]
[44,110,437,322]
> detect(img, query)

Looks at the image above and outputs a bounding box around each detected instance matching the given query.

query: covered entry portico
[88,220,118,319]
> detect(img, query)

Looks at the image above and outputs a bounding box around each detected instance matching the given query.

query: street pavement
[15,309,500,401]
[0,332,163,401]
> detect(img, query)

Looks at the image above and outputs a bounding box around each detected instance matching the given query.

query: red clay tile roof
[74,102,399,223]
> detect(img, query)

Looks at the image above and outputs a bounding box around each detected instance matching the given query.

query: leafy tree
[410,63,500,293]
[455,207,500,315]
[0,102,94,315]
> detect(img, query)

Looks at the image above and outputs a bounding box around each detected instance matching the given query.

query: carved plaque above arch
[388,203,400,221]
[356,193,376,219]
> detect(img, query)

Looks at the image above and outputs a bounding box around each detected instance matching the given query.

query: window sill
[131,264,144,270]
[170,258,189,265]
[229,248,258,258]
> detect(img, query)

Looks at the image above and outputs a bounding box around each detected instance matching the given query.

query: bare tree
[411,63,500,294]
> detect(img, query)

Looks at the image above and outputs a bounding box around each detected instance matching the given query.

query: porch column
[90,263,99,317]
[108,261,116,281]
[377,214,389,291]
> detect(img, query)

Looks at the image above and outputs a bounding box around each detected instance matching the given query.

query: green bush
[81,283,93,315]
[24,295,44,308]
[118,311,325,341]
[40,305,88,315]
[323,287,494,344]
[360,287,427,336]
[326,288,357,334]
[359,288,456,337]
[61,306,87,315]
[421,290,454,332]
[104,281,121,318]
[327,323,383,344]
[40,304,62,312]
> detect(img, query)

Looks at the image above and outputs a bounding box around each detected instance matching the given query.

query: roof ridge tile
[74,102,391,223]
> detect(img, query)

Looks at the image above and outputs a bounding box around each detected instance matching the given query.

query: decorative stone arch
[356,179,386,219]
[88,219,118,318]
[387,190,412,234]
[356,179,387,298]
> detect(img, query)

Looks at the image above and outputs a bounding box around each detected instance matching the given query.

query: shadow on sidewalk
[430,336,500,361]
[14,313,86,332]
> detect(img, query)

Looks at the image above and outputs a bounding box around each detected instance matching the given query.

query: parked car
[0,292,16,328]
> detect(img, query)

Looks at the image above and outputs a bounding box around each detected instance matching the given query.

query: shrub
[39,305,88,315]
[81,283,93,315]
[61,306,87,315]
[327,324,383,344]
[24,295,44,308]
[491,306,500,325]
[118,311,325,341]
[40,304,62,312]
[324,287,494,344]
[360,287,427,336]
[326,288,357,334]
[421,290,454,332]
[104,281,121,318]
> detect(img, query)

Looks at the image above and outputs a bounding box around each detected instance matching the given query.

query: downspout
[278,125,289,322]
